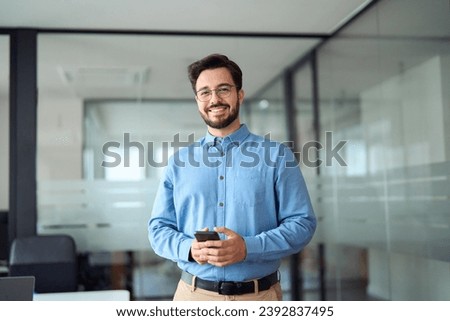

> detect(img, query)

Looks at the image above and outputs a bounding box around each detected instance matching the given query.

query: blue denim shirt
[148,124,316,282]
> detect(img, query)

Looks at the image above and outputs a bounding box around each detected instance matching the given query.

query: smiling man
[194,67,242,135]
[148,54,316,301]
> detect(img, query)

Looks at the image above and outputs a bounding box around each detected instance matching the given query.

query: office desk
[33,290,130,301]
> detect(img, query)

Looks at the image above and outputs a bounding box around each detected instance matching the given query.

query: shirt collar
[203,124,250,146]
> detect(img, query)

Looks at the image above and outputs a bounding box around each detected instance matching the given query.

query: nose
[209,90,221,104]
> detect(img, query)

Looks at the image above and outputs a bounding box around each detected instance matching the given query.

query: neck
[208,119,241,137]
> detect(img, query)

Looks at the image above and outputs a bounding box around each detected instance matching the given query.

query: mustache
[208,103,230,109]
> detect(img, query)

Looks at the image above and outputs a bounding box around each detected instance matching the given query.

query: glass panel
[316,0,450,300]
[83,100,204,182]
[293,61,324,299]
[245,78,287,142]
[245,78,292,297]
[375,0,450,300]
[36,33,321,299]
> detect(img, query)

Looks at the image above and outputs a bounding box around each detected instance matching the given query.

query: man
[148,54,316,301]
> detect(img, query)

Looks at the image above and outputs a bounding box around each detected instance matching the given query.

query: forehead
[196,67,233,90]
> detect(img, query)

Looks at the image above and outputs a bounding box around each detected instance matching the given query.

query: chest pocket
[232,170,266,208]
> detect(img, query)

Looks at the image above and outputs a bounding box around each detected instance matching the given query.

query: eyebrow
[196,83,233,91]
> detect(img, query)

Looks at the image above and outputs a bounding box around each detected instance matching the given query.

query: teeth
[209,107,226,113]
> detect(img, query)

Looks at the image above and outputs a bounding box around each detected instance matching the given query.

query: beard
[199,100,240,129]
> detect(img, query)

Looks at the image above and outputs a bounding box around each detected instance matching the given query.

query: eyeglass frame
[195,84,237,102]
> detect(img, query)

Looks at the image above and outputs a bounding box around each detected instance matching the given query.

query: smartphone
[194,231,220,242]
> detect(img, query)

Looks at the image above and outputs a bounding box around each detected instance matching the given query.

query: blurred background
[0,0,449,300]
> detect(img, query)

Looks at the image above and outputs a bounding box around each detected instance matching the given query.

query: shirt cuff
[179,237,194,262]
[242,236,261,262]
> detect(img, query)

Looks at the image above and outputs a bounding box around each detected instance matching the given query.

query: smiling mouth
[207,105,228,114]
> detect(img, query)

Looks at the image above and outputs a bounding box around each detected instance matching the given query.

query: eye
[217,86,231,94]
[198,89,211,97]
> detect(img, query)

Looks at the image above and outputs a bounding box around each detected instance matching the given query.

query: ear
[238,89,245,104]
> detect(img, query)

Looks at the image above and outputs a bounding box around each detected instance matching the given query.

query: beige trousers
[173,279,283,301]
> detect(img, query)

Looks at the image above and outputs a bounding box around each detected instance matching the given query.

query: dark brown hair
[187,54,243,92]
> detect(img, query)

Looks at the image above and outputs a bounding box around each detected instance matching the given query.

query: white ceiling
[0,0,373,100]
[0,0,370,34]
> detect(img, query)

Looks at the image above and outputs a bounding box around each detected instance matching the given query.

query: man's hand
[191,228,210,265]
[190,227,247,267]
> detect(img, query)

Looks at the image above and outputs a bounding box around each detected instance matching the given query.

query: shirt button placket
[217,141,226,227]
[218,173,225,210]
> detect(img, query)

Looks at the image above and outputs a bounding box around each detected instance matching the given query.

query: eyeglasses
[195,85,235,102]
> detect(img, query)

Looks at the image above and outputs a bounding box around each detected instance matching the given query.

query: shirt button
[219,175,224,180]
[219,202,224,207]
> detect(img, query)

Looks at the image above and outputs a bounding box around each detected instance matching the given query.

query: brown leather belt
[181,270,279,295]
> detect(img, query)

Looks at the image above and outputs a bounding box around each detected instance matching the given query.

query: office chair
[9,234,78,293]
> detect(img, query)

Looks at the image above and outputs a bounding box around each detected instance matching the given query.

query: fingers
[191,236,211,264]
[206,237,246,267]
[214,226,237,237]
[191,227,247,267]
[191,227,211,264]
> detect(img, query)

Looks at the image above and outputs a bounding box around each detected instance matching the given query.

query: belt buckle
[218,281,243,295]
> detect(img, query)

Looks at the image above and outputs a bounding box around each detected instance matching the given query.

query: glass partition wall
[247,0,450,301]
[309,0,450,300]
